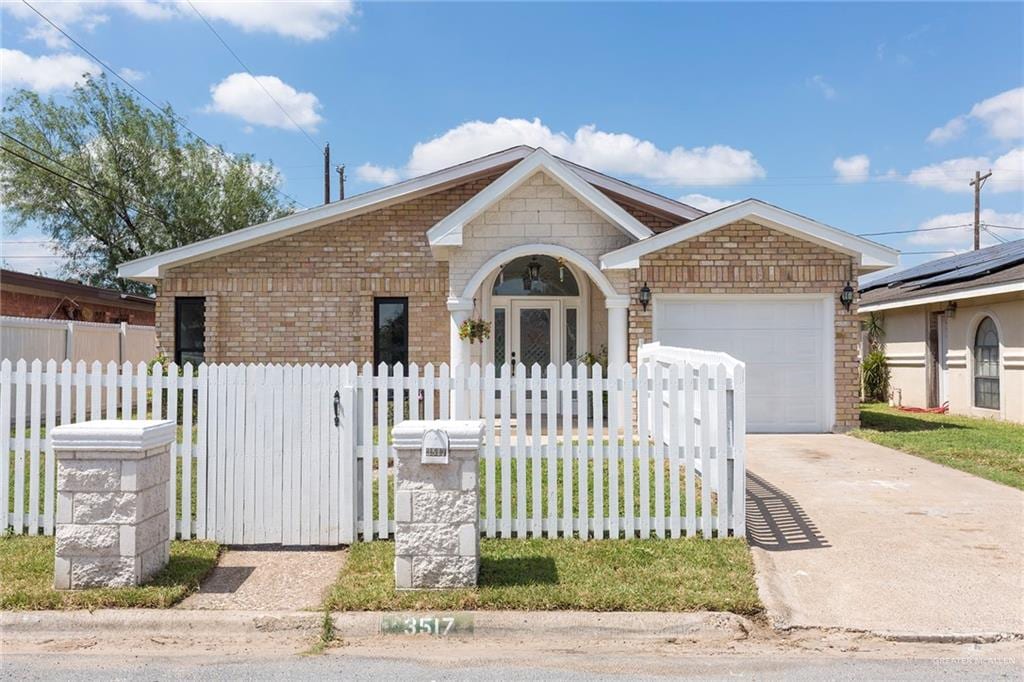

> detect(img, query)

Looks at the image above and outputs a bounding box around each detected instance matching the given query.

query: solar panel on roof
[862,240,1024,292]
[910,247,1024,288]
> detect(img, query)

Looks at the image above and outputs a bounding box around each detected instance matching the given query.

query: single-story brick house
[858,241,1023,423]
[118,146,897,432]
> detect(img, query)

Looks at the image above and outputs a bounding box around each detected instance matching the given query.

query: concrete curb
[3,609,1019,644]
[1,609,754,641]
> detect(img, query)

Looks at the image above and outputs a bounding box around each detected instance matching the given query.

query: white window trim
[650,293,835,432]
[966,311,1005,416]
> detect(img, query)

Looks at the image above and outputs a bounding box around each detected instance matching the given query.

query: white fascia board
[600,199,899,271]
[858,281,1024,313]
[117,147,534,282]
[426,148,654,246]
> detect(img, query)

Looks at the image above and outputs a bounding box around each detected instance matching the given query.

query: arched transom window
[492,255,580,296]
[973,316,1000,410]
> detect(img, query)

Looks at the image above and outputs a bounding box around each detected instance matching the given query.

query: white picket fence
[2,353,746,543]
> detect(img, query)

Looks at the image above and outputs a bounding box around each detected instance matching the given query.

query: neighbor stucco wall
[629,220,862,432]
[881,294,1023,422]
[880,309,929,408]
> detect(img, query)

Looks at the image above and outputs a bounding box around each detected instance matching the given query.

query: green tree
[1,74,293,293]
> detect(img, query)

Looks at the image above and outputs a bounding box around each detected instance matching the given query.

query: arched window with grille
[973,316,1000,410]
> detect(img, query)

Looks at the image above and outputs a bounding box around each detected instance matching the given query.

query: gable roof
[118,146,700,283]
[858,240,1024,312]
[599,198,899,271]
[427,148,654,246]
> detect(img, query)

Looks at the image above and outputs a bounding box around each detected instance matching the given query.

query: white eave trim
[599,199,900,271]
[117,146,535,282]
[858,280,1024,313]
[426,148,654,246]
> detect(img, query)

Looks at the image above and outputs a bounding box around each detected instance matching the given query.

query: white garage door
[653,297,832,433]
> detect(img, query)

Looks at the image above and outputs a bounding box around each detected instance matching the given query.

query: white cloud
[2,1,355,44]
[189,1,357,41]
[354,163,401,185]
[806,75,837,100]
[207,73,323,132]
[833,155,871,183]
[907,148,1023,193]
[678,193,736,212]
[117,67,146,83]
[393,117,764,186]
[909,210,1024,247]
[0,48,100,93]
[927,87,1024,144]
[926,116,968,145]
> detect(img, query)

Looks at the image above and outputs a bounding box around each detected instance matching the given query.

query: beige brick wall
[155,172,684,367]
[156,174,502,365]
[627,220,862,432]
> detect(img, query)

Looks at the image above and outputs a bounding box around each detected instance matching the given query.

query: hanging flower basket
[458,318,491,344]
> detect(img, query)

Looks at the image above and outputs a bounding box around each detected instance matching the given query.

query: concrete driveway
[746,434,1023,638]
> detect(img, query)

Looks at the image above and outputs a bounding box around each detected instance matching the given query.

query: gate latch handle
[333,390,341,426]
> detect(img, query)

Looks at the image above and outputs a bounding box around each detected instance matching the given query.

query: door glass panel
[519,308,551,372]
[565,308,577,364]
[494,308,506,366]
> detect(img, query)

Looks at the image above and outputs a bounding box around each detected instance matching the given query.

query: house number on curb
[420,428,449,464]
[380,614,474,636]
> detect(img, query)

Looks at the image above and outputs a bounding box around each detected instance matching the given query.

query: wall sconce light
[840,282,855,312]
[639,282,652,311]
[946,301,957,318]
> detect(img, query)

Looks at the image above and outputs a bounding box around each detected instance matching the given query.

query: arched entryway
[448,243,629,372]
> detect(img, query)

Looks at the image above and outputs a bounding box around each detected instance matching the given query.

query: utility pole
[970,169,992,250]
[323,142,331,204]
[336,164,346,201]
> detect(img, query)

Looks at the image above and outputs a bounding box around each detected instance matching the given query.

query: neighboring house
[0,268,155,325]
[117,146,897,433]
[858,241,1023,423]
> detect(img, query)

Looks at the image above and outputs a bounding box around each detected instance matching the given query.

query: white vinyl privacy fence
[3,353,745,543]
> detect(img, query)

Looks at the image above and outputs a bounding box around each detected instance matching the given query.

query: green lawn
[851,403,1024,490]
[0,535,219,610]
[324,537,760,614]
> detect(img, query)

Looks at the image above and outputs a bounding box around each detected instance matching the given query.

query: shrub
[861,350,890,402]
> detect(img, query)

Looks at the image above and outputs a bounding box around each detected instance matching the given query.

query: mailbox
[421,428,450,464]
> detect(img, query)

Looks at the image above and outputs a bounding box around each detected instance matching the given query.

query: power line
[185,0,321,152]
[1,132,179,231]
[856,223,972,237]
[981,223,1024,231]
[982,226,1008,244]
[20,0,306,210]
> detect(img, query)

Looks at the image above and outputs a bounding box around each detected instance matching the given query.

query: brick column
[52,420,175,590]
[392,420,484,590]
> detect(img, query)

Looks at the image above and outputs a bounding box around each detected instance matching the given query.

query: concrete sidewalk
[747,435,1024,638]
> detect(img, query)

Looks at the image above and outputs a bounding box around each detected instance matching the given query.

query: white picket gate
[2,352,746,543]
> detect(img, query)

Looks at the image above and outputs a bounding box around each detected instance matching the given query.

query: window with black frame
[174,297,206,366]
[374,297,409,370]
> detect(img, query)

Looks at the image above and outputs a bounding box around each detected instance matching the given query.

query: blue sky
[2,1,1022,280]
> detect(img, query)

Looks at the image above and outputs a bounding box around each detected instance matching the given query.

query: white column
[606,296,630,372]
[447,297,474,370]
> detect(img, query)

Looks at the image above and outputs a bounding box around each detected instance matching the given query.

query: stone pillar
[52,420,176,590]
[392,420,484,590]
